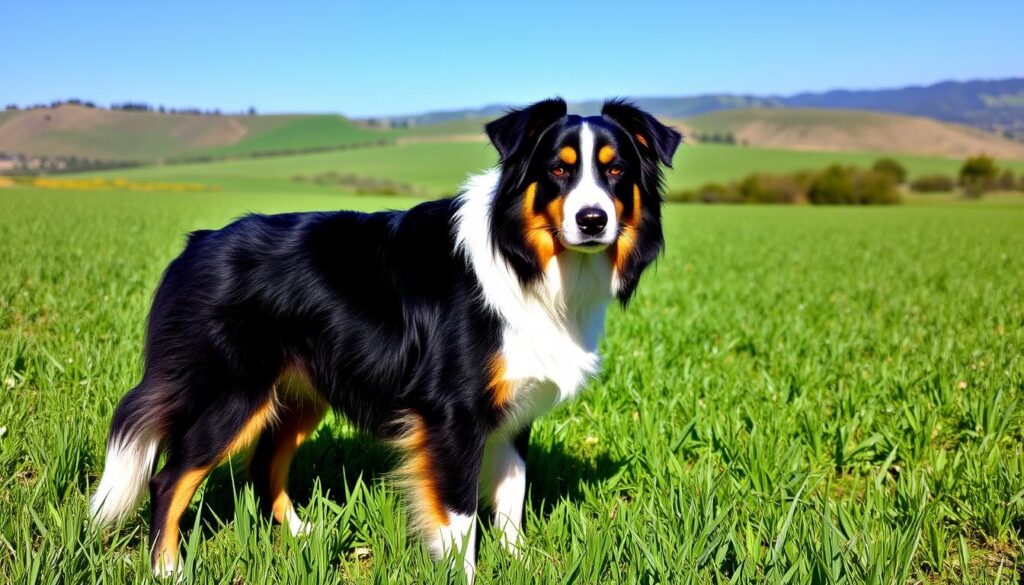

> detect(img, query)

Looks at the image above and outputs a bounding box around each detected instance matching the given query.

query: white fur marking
[481,440,526,554]
[285,508,312,537]
[428,511,477,583]
[561,123,618,249]
[90,431,161,525]
[454,169,612,438]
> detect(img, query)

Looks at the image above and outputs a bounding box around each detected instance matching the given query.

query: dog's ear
[485,98,567,162]
[601,99,682,167]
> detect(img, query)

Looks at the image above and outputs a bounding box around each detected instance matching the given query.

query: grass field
[199,116,397,158]
[71,141,1024,198]
[1,183,1022,583]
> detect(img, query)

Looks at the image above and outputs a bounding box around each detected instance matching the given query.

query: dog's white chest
[491,254,612,437]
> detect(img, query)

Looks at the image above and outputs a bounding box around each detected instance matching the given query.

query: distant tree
[724,132,736,145]
[995,169,1016,191]
[959,155,998,198]
[5,104,18,110]
[158,105,166,114]
[872,158,907,183]
[248,106,257,116]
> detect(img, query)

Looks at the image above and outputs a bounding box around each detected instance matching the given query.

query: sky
[3,0,1022,118]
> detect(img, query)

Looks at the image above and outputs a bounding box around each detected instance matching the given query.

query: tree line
[4,99,258,116]
[669,155,1024,204]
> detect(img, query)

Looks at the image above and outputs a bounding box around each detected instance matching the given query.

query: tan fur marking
[268,402,325,524]
[393,415,449,531]
[154,396,278,568]
[266,365,325,524]
[155,467,209,570]
[635,133,649,148]
[598,145,616,164]
[610,184,644,272]
[558,146,577,165]
[223,398,278,460]
[523,182,565,266]
[487,355,515,408]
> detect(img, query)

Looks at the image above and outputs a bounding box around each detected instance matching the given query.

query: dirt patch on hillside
[0,105,252,159]
[168,116,250,148]
[693,109,1024,159]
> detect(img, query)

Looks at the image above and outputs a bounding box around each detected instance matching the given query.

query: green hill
[199,115,397,157]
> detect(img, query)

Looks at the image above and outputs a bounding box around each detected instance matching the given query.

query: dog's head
[485,98,681,303]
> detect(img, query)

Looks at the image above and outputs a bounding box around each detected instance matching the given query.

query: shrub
[666,189,697,202]
[808,165,856,204]
[697,183,740,203]
[808,165,899,205]
[960,155,998,198]
[853,170,900,204]
[737,173,806,204]
[995,169,1016,191]
[910,174,956,193]
[872,158,907,183]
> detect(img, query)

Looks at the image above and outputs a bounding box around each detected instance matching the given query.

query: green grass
[1,184,1022,583]
[200,116,397,157]
[75,141,1024,198]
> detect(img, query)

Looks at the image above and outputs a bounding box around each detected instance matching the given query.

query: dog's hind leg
[147,392,277,576]
[394,413,485,584]
[250,382,326,536]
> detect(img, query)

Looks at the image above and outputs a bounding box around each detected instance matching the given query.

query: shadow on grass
[163,424,624,540]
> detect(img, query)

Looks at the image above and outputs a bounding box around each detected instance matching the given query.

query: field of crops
[1,183,1022,583]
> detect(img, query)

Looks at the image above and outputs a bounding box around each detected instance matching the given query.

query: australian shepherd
[90,98,681,581]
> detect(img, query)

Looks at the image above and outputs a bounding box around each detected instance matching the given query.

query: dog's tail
[91,382,170,526]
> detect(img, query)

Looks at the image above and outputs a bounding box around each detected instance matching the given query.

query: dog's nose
[575,207,608,236]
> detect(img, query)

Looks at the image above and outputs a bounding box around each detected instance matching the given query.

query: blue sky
[3,0,1021,117]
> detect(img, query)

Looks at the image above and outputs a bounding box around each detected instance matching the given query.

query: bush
[996,169,1016,191]
[669,164,901,206]
[808,165,856,204]
[853,170,901,204]
[910,174,956,193]
[808,165,899,205]
[696,183,740,203]
[872,158,907,183]
[960,155,999,198]
[737,173,806,204]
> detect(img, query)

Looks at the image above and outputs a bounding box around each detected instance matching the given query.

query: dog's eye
[551,165,568,177]
[608,164,624,177]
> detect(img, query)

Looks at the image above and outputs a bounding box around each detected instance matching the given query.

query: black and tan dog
[90,98,680,580]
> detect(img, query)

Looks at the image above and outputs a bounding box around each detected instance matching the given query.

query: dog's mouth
[558,233,613,253]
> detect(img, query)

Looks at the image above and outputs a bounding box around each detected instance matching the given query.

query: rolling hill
[4,88,1024,167]
[682,108,1024,158]
[384,78,1024,140]
[0,105,394,161]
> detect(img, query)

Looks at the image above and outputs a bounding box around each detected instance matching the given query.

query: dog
[90,98,680,581]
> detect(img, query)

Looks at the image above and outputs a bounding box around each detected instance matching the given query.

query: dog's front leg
[396,412,484,583]
[481,425,529,555]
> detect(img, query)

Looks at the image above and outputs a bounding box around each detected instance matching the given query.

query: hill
[0,105,393,161]
[381,78,1024,140]
[683,108,1024,159]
